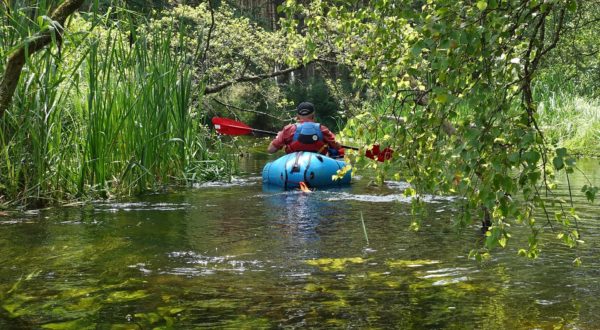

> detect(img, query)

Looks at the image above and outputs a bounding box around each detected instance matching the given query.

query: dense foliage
[280,0,598,260]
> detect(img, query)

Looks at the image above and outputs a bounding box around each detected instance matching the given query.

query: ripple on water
[424,267,475,273]
[325,192,457,204]
[193,176,261,188]
[535,299,558,306]
[385,180,413,190]
[0,219,36,225]
[163,251,264,276]
[431,276,470,286]
[128,263,153,274]
[93,202,191,212]
[414,266,476,286]
[163,267,216,277]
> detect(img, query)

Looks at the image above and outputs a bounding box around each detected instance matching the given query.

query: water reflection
[261,185,355,258]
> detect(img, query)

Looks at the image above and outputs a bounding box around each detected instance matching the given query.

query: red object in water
[366,144,393,161]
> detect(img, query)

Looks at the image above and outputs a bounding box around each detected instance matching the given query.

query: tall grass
[0,7,235,209]
[534,75,600,156]
[0,0,77,206]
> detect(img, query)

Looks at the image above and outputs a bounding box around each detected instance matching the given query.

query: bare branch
[200,0,216,72]
[204,61,314,95]
[211,97,286,121]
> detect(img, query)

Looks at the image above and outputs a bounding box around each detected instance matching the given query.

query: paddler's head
[296,102,315,121]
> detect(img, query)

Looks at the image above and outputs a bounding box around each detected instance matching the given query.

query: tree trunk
[0,0,85,118]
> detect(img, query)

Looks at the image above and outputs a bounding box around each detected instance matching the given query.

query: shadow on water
[0,155,599,328]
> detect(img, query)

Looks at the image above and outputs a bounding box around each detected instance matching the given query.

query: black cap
[296,102,315,116]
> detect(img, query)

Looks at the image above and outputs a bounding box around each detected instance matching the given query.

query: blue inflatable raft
[262,152,352,189]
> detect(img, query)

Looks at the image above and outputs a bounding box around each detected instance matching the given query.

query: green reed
[77,16,229,196]
[1,0,79,206]
[0,6,233,208]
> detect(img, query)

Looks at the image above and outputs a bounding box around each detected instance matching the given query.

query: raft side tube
[262,152,351,189]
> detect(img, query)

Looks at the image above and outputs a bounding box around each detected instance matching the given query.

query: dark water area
[1,153,599,328]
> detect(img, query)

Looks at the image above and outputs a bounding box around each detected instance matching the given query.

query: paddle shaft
[247,126,359,151]
[212,117,391,161]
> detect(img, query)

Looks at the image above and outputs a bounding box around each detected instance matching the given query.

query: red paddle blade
[212,117,253,135]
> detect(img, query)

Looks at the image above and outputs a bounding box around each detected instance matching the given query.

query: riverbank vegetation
[536,80,600,156]
[1,0,599,258]
[1,3,218,208]
[534,0,600,155]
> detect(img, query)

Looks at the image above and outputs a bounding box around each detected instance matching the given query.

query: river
[0,152,599,328]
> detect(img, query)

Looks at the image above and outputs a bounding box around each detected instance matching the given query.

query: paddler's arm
[320,125,342,150]
[267,124,296,154]
[267,142,279,154]
[267,126,291,154]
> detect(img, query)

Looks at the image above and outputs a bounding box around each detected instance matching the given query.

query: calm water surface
[1,155,599,329]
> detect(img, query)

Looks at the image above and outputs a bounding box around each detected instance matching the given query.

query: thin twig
[360,211,369,245]
[211,98,285,121]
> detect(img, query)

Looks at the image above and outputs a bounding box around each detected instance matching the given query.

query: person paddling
[267,102,344,157]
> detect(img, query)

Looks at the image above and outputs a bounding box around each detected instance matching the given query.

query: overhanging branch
[203,61,315,95]
[0,0,85,118]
